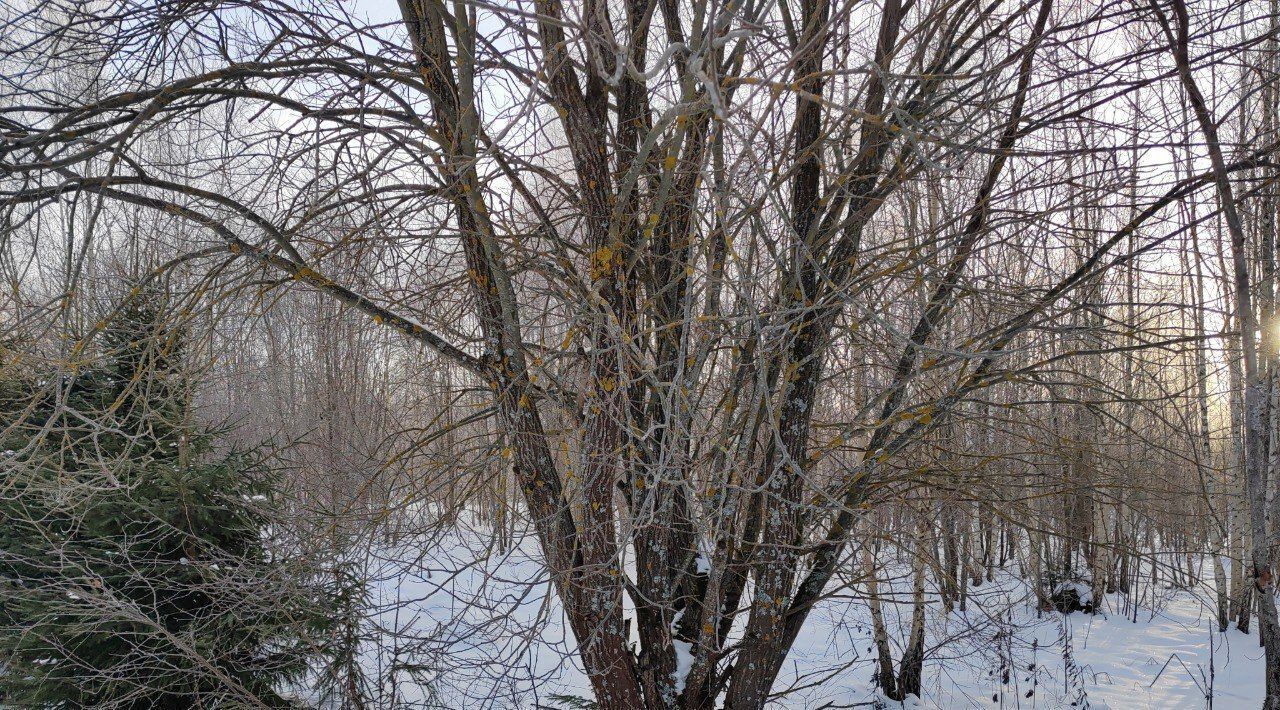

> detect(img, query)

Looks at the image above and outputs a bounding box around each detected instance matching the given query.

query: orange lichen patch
[590,246,614,280]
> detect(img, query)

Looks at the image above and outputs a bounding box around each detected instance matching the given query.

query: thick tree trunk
[397,3,646,706]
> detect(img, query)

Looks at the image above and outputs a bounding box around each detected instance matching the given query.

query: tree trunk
[898,525,928,700]
[1155,0,1280,702]
[866,544,899,701]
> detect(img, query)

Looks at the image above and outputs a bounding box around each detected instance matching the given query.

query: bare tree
[4,0,1280,707]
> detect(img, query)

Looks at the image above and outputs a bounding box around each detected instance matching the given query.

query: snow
[340,521,590,707]
[782,575,1264,709]
[671,638,693,696]
[695,550,711,574]
[1052,599,1257,709]
[1053,580,1094,607]
[328,524,1266,709]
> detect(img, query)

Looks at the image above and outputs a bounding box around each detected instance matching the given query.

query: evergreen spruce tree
[0,285,331,708]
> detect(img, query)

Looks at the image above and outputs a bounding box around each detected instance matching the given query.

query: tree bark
[1153,0,1280,703]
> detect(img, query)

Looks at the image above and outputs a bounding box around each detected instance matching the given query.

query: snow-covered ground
[341,522,1264,709]
[781,576,1263,709]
